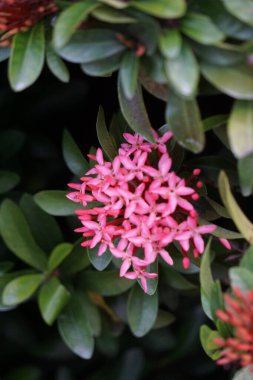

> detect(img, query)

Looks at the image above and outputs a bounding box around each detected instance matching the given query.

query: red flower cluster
[0,0,57,46]
[215,287,253,369]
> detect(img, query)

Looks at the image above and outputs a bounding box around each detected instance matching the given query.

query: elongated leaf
[53,0,99,48]
[200,325,220,360]
[222,0,253,27]
[0,171,20,194]
[20,194,63,253]
[159,29,181,59]
[165,42,199,98]
[130,0,186,18]
[119,51,139,99]
[38,278,70,325]
[118,79,154,142]
[200,239,214,301]
[60,241,90,275]
[162,266,196,291]
[203,114,228,132]
[218,171,253,244]
[78,270,133,296]
[8,23,45,91]
[192,42,245,67]
[88,246,112,271]
[0,200,47,270]
[152,310,175,329]
[98,0,128,8]
[58,292,94,359]
[238,153,253,196]
[96,107,118,160]
[228,100,253,159]
[46,44,70,83]
[182,13,224,45]
[165,92,204,153]
[3,274,44,306]
[127,284,158,337]
[63,129,90,177]
[201,63,253,100]
[229,267,253,292]
[81,52,123,77]
[48,243,73,271]
[34,191,80,216]
[92,5,136,23]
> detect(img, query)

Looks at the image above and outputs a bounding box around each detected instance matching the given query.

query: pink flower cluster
[67,131,222,292]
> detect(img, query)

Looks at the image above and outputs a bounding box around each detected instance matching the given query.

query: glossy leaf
[34,191,80,216]
[165,42,199,98]
[229,267,253,292]
[203,114,228,132]
[238,153,253,196]
[63,129,90,177]
[182,13,224,45]
[58,292,94,359]
[228,100,253,159]
[200,240,214,301]
[0,200,47,270]
[53,0,99,48]
[46,44,70,83]
[2,274,44,306]
[130,0,186,18]
[60,241,90,275]
[218,171,253,244]
[159,29,181,59]
[201,63,253,100]
[152,310,175,329]
[0,171,20,194]
[38,278,70,325]
[81,53,123,77]
[127,284,158,337]
[162,266,197,291]
[88,246,112,271]
[48,243,73,271]
[118,79,155,143]
[96,107,118,160]
[200,325,220,360]
[119,51,139,99]
[165,92,205,153]
[92,5,136,23]
[8,23,45,91]
[192,42,245,66]
[222,0,253,27]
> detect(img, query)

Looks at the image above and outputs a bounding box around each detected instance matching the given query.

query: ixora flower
[67,131,229,293]
[0,0,57,46]
[214,287,253,369]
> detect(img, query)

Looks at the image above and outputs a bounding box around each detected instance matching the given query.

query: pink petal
[183,257,190,269]
[176,186,195,196]
[120,259,131,277]
[90,232,102,248]
[219,238,231,250]
[124,272,138,280]
[193,234,204,253]
[140,276,148,293]
[177,198,193,211]
[98,243,107,256]
[158,154,172,177]
[197,224,216,234]
[159,249,173,266]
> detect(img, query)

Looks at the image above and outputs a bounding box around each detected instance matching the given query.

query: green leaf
[78,270,133,296]
[2,274,44,306]
[118,79,155,143]
[232,366,252,380]
[200,325,220,360]
[92,5,136,23]
[58,292,94,359]
[228,100,253,159]
[222,0,253,27]
[218,171,253,244]
[96,106,118,160]
[202,114,228,132]
[210,281,224,322]
[200,239,214,302]
[130,0,186,18]
[152,310,175,330]
[53,0,99,49]
[159,29,181,59]
[80,293,101,337]
[38,278,70,325]
[46,43,70,83]
[181,13,224,45]
[238,153,253,196]
[0,261,14,275]
[229,267,253,292]
[192,42,245,67]
[165,92,205,153]
[48,243,73,271]
[165,42,199,98]
[57,30,125,63]
[98,0,128,8]
[162,266,197,291]
[34,191,80,216]
[201,63,253,100]
[127,284,158,337]
[119,51,139,99]
[60,241,90,275]
[141,261,158,296]
[240,245,253,272]
[63,129,90,177]
[0,200,47,270]
[81,52,123,77]
[20,194,63,253]
[8,23,45,91]
[0,171,20,194]
[205,197,230,219]
[88,246,112,271]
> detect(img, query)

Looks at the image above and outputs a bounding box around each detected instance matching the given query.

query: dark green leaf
[201,63,253,100]
[229,267,253,292]
[240,245,253,271]
[0,200,47,270]
[38,278,70,325]
[119,51,139,99]
[48,243,73,270]
[202,114,228,132]
[165,42,199,98]
[130,0,186,18]
[58,292,94,359]
[238,153,253,196]
[80,293,101,337]
[8,23,45,91]
[57,30,125,63]
[165,92,204,153]
[152,310,175,329]
[92,5,136,23]
[0,171,20,194]
[60,241,90,275]
[118,79,155,143]
[161,266,197,291]
[46,43,70,83]
[127,284,158,337]
[53,0,99,48]
[2,274,44,306]
[192,42,245,66]
[34,190,80,216]
[0,261,14,275]
[20,194,63,253]
[96,106,118,160]
[228,100,253,159]
[3,366,42,380]
[159,29,182,59]
[182,13,224,44]
[200,239,214,319]
[81,52,123,77]
[88,246,112,271]
[63,129,90,177]
[222,0,253,27]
